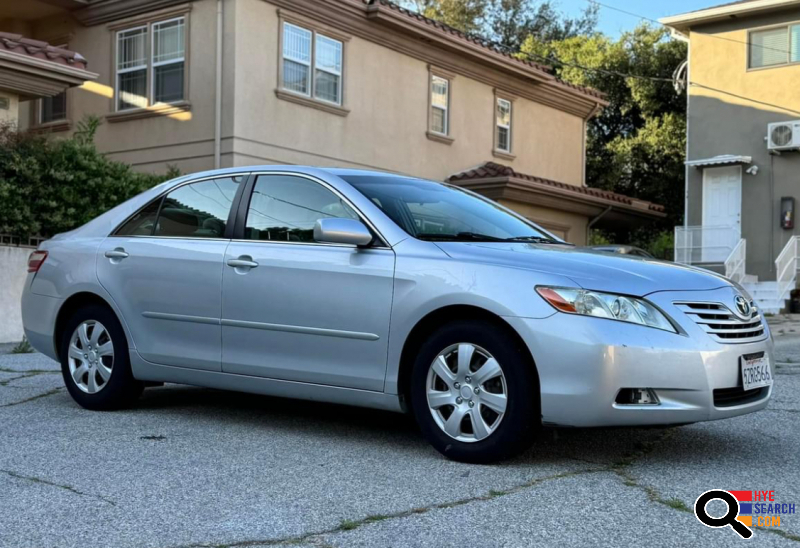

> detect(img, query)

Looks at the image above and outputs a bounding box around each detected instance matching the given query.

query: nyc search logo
[694,490,796,539]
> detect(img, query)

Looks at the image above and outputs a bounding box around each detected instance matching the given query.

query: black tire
[410,320,540,463]
[59,304,143,410]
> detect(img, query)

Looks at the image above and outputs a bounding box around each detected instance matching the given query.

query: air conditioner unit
[767,121,800,151]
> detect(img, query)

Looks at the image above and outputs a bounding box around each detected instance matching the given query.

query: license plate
[741,353,773,391]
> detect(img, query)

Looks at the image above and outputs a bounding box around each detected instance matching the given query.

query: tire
[59,304,143,410]
[410,320,540,463]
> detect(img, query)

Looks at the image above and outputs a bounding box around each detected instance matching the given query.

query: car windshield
[341,175,561,243]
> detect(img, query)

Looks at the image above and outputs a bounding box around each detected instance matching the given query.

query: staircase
[741,279,785,315]
[675,226,799,315]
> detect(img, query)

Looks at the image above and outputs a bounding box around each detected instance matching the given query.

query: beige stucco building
[662,0,800,313]
[5,0,663,245]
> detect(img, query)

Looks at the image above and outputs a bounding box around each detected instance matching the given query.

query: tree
[487,0,598,52]
[402,0,598,51]
[405,0,488,35]
[520,24,687,253]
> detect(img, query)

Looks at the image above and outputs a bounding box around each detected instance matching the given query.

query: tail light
[27,251,48,273]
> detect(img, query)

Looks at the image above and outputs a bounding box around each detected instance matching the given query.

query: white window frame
[495,97,512,154]
[747,21,800,70]
[281,22,344,106]
[115,16,187,112]
[150,17,186,105]
[314,34,343,105]
[430,75,450,136]
[37,42,70,125]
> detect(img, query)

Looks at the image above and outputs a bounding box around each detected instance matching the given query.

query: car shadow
[129,384,702,467]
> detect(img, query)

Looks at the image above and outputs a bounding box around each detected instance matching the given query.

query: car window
[116,200,161,236]
[342,175,556,242]
[154,177,240,238]
[244,175,358,242]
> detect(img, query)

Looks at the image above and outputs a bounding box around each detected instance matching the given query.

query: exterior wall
[0,246,31,343]
[20,1,224,175]
[498,199,589,245]
[0,92,19,124]
[230,0,586,185]
[686,10,800,280]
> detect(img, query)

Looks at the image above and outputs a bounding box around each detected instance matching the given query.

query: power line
[588,0,794,57]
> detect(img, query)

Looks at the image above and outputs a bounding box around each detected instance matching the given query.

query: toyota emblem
[734,295,751,318]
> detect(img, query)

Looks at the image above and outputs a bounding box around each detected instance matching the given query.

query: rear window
[115,177,241,238]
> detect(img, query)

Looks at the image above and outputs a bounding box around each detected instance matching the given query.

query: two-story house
[3,0,664,247]
[662,0,800,313]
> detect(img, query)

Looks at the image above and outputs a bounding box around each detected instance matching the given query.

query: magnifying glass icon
[694,490,753,539]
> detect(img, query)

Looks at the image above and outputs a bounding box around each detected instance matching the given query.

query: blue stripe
[739,503,753,515]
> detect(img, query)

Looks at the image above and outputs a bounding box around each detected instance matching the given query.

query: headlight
[536,286,676,333]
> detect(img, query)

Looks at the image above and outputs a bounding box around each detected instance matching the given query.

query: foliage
[0,117,178,239]
[520,24,687,251]
[403,0,598,50]
[10,337,34,354]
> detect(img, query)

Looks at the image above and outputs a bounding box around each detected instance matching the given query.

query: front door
[702,166,741,263]
[220,174,395,391]
[97,176,242,371]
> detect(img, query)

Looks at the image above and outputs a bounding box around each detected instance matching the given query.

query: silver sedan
[21,167,774,463]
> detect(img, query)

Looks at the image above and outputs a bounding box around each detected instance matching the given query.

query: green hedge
[0,117,177,239]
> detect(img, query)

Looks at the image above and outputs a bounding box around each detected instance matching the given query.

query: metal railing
[775,235,800,301]
[674,225,740,265]
[0,234,46,248]
[724,239,747,284]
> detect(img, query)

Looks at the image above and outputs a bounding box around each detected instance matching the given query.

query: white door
[702,166,741,263]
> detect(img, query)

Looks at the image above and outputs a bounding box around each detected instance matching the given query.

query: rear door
[220,173,395,391]
[97,176,245,371]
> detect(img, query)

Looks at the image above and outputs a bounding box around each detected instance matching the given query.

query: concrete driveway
[1,327,799,548]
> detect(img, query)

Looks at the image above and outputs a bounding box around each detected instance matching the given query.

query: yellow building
[662,0,800,312]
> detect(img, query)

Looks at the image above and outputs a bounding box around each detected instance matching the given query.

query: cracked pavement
[1,329,799,548]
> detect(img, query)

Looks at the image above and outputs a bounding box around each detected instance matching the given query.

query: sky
[558,0,729,37]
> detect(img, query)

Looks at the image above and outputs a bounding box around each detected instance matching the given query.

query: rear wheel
[60,304,143,410]
[410,320,540,463]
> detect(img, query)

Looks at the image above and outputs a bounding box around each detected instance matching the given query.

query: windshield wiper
[504,236,564,244]
[416,232,507,242]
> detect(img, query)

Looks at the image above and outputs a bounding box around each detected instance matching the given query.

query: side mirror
[314,218,374,247]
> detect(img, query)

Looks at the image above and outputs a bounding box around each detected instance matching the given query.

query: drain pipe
[586,206,613,244]
[214,0,223,169]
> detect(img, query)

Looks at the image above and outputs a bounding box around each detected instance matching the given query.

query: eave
[0,49,97,99]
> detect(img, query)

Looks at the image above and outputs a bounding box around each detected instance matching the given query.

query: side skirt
[130,351,404,413]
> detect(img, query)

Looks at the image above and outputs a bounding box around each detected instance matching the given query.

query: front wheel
[410,320,540,463]
[60,304,143,410]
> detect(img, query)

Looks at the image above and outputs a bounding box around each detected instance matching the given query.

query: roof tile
[448,161,665,212]
[0,32,89,70]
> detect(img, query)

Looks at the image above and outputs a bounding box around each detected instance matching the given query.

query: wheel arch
[54,292,126,361]
[396,305,540,412]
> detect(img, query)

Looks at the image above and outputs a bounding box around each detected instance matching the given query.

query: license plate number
[741,354,773,391]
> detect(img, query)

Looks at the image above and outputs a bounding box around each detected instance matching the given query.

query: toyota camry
[21,166,774,463]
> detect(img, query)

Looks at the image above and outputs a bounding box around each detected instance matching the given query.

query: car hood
[434,242,731,297]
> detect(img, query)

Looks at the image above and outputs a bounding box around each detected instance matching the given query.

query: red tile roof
[449,161,665,213]
[365,0,606,102]
[0,33,89,71]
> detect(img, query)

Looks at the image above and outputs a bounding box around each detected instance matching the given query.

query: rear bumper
[505,309,773,428]
[21,286,62,361]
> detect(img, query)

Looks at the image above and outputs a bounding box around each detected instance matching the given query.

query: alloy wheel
[426,343,507,443]
[67,320,114,394]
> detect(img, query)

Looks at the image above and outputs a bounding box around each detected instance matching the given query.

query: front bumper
[505,288,773,428]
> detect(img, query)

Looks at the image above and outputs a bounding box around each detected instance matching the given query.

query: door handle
[227,257,259,268]
[104,248,129,259]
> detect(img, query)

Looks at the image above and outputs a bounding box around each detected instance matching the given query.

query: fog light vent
[616,388,660,405]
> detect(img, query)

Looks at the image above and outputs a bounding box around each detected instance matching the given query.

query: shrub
[0,117,178,239]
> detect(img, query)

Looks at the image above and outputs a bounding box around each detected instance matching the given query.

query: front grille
[713,386,769,407]
[675,302,766,344]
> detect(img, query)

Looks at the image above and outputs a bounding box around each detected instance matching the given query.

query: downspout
[214,0,223,169]
[586,206,612,244]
